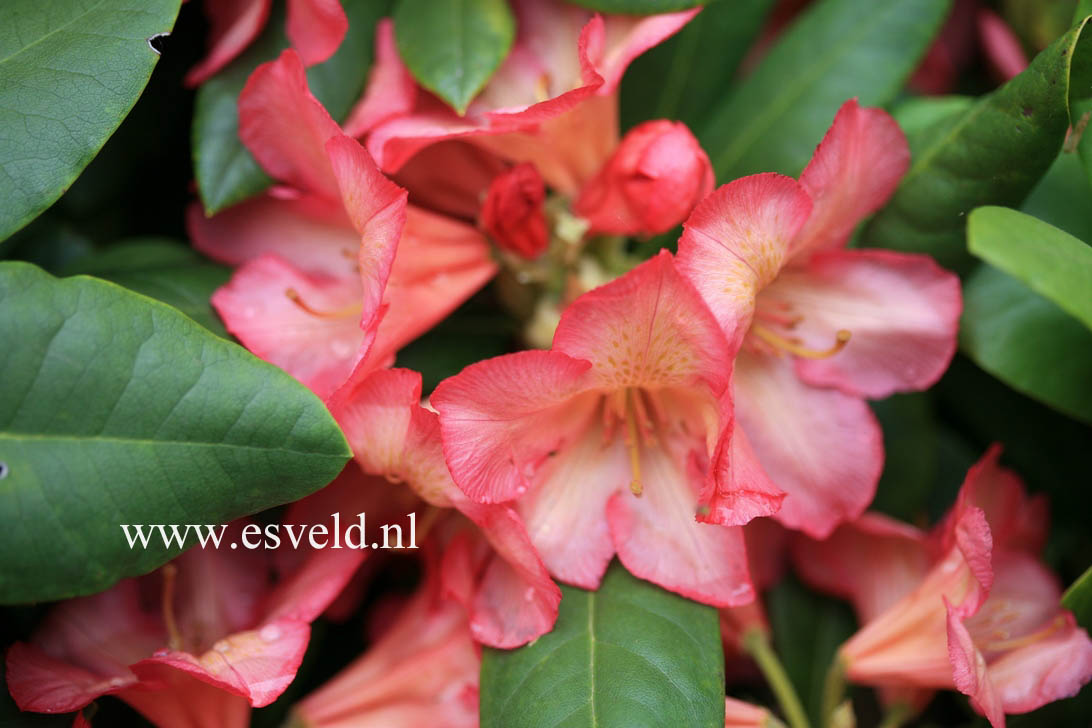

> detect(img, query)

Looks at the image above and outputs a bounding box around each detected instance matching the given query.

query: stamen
[751,323,850,359]
[986,614,1069,652]
[285,289,362,319]
[160,564,183,651]
[534,74,550,104]
[624,389,644,497]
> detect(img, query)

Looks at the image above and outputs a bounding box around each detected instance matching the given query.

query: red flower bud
[575,120,714,235]
[480,163,550,259]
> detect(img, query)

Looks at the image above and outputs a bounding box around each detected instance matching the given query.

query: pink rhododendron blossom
[327,367,560,648]
[725,697,780,728]
[676,99,961,538]
[836,447,1092,726]
[356,2,698,196]
[5,469,376,727]
[574,120,714,235]
[433,252,771,606]
[290,558,479,728]
[480,163,550,260]
[185,0,348,87]
[187,50,495,398]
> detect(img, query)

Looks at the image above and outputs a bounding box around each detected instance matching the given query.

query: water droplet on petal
[153,648,169,657]
[259,624,282,642]
[524,587,535,602]
[214,639,231,653]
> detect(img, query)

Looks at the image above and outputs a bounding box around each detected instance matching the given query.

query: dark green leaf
[766,576,856,726]
[620,0,775,130]
[0,262,351,603]
[870,393,939,522]
[61,238,232,336]
[861,18,1092,270]
[480,561,725,728]
[193,0,385,215]
[0,0,181,242]
[701,0,950,180]
[891,95,974,139]
[967,206,1092,330]
[1063,565,1092,631]
[565,0,704,15]
[1021,149,1092,244]
[959,264,1092,425]
[393,0,514,114]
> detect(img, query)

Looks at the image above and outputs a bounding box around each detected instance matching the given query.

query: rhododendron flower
[432,252,774,605]
[480,163,550,259]
[355,1,698,197]
[327,366,560,647]
[574,120,714,235]
[835,447,1092,726]
[187,50,495,398]
[677,99,962,538]
[290,553,478,728]
[5,469,376,727]
[186,0,348,86]
[725,697,782,728]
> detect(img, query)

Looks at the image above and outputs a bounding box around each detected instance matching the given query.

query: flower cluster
[5,2,1089,727]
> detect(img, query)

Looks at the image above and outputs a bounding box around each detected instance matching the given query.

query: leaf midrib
[0,0,111,67]
[0,430,346,457]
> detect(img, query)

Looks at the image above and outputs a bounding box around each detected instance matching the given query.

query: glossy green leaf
[393,0,514,114]
[480,561,725,728]
[891,94,974,139]
[861,18,1092,270]
[565,0,704,14]
[1021,149,1092,244]
[0,0,181,242]
[1062,565,1092,631]
[193,0,385,215]
[620,0,775,130]
[701,0,950,181]
[960,264,1092,425]
[967,206,1092,331]
[61,238,232,337]
[0,262,351,603]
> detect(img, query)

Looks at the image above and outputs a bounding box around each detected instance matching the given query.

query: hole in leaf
[147,33,170,55]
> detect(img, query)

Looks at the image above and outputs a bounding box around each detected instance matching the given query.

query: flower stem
[819,654,846,728]
[742,629,812,728]
[877,703,913,728]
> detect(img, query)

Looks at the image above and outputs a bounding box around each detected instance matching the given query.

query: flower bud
[574,120,713,235]
[480,163,550,260]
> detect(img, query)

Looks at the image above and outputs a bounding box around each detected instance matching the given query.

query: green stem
[876,703,913,728]
[742,629,812,728]
[819,654,846,728]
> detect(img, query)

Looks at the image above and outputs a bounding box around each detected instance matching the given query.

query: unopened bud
[480,163,549,260]
[574,120,713,235]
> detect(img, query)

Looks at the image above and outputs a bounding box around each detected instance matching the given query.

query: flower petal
[432,350,595,503]
[343,19,417,137]
[185,0,271,87]
[947,599,1007,727]
[792,99,909,256]
[608,443,754,607]
[677,174,813,350]
[734,350,882,538]
[238,49,343,198]
[764,248,960,399]
[211,254,367,399]
[986,612,1092,715]
[118,668,252,728]
[286,0,348,67]
[554,250,733,396]
[702,419,785,527]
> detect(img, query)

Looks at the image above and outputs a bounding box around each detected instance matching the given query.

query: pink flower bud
[480,163,550,260]
[574,120,714,235]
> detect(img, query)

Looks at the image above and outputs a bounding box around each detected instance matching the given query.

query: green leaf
[393,0,515,114]
[1062,565,1092,631]
[480,561,725,728]
[959,264,1092,425]
[193,0,385,215]
[0,262,351,603]
[61,238,232,337]
[620,0,775,131]
[766,576,856,726]
[870,393,939,522]
[861,18,1092,270]
[1020,149,1092,244]
[0,0,182,242]
[565,0,704,13]
[967,206,1092,331]
[701,0,950,181]
[890,94,974,139]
